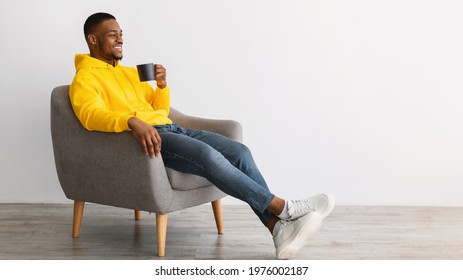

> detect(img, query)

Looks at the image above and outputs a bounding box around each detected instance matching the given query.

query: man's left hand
[155,64,167,89]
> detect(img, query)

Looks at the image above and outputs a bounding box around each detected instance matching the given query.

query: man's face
[90,19,123,64]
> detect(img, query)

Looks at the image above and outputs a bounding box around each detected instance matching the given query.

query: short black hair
[84,12,116,38]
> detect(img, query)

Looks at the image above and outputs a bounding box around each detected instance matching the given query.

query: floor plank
[0,204,462,259]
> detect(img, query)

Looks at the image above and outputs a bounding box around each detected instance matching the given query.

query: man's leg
[156,125,275,225]
[177,127,277,226]
[156,124,331,259]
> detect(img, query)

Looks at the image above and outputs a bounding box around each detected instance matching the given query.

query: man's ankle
[266,216,280,234]
[267,196,286,216]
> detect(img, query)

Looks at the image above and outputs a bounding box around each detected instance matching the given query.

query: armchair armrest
[169,107,243,142]
[53,130,174,213]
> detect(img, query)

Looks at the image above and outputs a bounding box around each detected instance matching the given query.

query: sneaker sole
[277,212,322,260]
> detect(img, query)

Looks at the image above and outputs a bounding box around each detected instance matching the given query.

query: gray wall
[0,0,462,205]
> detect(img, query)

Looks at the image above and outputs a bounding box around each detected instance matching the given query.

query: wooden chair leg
[211,199,224,234]
[134,210,141,220]
[72,200,85,238]
[156,213,168,257]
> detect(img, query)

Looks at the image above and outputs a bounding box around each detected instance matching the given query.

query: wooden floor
[0,203,462,260]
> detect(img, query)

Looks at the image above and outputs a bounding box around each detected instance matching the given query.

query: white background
[0,0,462,206]
[2,260,463,280]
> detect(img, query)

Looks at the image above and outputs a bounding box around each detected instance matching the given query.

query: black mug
[137,63,155,82]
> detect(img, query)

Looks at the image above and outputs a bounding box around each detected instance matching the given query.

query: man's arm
[144,64,170,113]
[130,64,168,158]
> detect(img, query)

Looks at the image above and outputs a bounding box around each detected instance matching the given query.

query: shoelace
[287,199,314,218]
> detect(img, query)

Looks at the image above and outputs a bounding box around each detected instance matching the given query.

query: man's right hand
[128,117,162,158]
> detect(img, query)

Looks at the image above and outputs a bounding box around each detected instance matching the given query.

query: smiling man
[69,12,335,259]
[85,15,124,64]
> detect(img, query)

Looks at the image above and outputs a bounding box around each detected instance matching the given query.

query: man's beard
[98,39,123,61]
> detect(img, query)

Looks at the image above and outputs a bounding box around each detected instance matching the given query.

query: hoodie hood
[74,54,120,70]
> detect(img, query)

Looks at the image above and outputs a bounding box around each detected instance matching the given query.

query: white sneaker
[273,211,322,259]
[287,194,335,221]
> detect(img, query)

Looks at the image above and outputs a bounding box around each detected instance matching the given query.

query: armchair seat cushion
[166,168,212,191]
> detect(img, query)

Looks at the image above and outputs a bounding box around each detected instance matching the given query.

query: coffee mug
[136,63,155,82]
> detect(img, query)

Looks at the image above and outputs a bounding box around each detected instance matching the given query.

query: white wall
[0,0,462,206]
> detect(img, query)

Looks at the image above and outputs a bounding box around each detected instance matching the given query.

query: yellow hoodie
[69,54,172,132]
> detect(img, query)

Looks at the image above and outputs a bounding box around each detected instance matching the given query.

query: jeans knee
[236,142,252,158]
[230,143,255,167]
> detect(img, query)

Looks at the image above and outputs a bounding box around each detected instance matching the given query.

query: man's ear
[87,34,97,45]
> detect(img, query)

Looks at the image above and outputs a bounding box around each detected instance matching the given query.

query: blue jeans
[155,124,275,225]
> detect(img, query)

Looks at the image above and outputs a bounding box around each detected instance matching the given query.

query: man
[70,12,335,259]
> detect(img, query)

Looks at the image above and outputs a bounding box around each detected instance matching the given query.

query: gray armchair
[50,85,242,256]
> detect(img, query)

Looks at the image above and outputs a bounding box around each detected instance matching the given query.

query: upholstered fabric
[166,168,211,191]
[51,85,242,214]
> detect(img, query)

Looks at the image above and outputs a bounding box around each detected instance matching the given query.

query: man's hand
[128,117,161,158]
[154,64,167,89]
